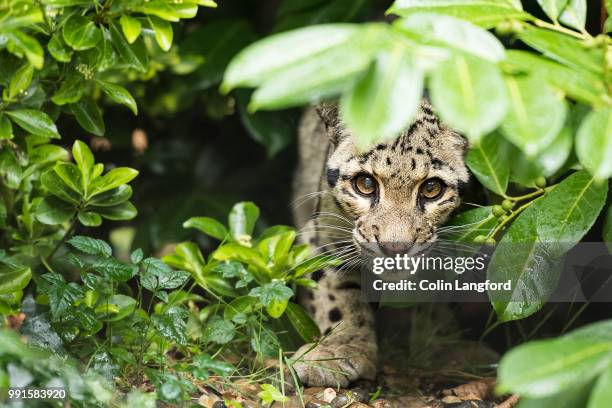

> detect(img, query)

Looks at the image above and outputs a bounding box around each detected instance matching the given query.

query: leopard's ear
[316,103,340,130]
[315,103,343,145]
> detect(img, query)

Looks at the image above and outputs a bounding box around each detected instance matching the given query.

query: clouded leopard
[291,100,469,386]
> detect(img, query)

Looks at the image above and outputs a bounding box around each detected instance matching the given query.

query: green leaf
[0,114,13,140]
[96,294,137,322]
[248,27,378,111]
[203,316,235,344]
[34,196,76,225]
[497,338,612,397]
[5,31,44,69]
[78,211,102,227]
[489,171,607,322]
[40,273,83,318]
[536,0,569,20]
[504,50,606,107]
[152,306,189,345]
[192,354,235,380]
[40,167,81,205]
[519,28,603,75]
[445,206,496,242]
[235,90,298,157]
[5,110,60,139]
[183,217,228,240]
[500,75,567,157]
[136,1,198,22]
[93,201,138,220]
[466,132,509,195]
[51,73,84,105]
[387,0,530,29]
[119,15,142,44]
[96,81,138,115]
[285,302,320,342]
[228,202,260,242]
[535,171,608,245]
[575,108,612,182]
[63,15,102,51]
[148,15,173,51]
[89,167,139,196]
[394,12,505,62]
[559,0,586,30]
[258,384,289,404]
[72,140,94,190]
[430,54,507,142]
[222,24,363,91]
[68,236,112,257]
[0,263,31,295]
[88,185,132,207]
[533,124,573,177]
[341,42,423,148]
[8,63,33,100]
[589,363,612,408]
[48,34,72,62]
[109,22,148,72]
[224,296,258,323]
[249,281,293,318]
[53,162,83,195]
[93,258,138,281]
[70,98,105,136]
[0,149,22,189]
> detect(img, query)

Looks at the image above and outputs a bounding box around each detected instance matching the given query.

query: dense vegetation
[0,0,611,406]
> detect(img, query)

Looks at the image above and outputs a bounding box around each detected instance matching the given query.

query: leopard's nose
[377,242,413,257]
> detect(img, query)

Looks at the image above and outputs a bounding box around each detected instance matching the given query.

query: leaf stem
[46,218,77,262]
[532,18,592,40]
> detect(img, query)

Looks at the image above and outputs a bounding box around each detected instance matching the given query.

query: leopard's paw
[291,340,377,387]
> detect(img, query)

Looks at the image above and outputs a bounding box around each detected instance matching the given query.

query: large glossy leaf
[466,132,509,195]
[394,12,505,62]
[575,108,612,182]
[148,15,173,51]
[536,0,569,20]
[445,206,496,242]
[72,140,94,191]
[119,15,142,44]
[387,0,530,28]
[88,185,133,207]
[40,170,80,204]
[228,202,260,242]
[183,217,228,241]
[34,196,76,225]
[249,27,380,111]
[430,54,507,143]
[88,167,139,196]
[497,338,612,397]
[341,41,423,148]
[96,81,138,115]
[559,0,586,30]
[500,75,567,157]
[0,114,12,140]
[285,302,320,342]
[63,15,102,51]
[70,98,105,136]
[51,72,84,105]
[0,264,31,295]
[589,363,612,408]
[5,31,44,69]
[222,24,362,91]
[489,171,607,322]
[5,110,60,139]
[93,201,137,221]
[504,50,607,106]
[519,28,603,75]
[109,22,148,72]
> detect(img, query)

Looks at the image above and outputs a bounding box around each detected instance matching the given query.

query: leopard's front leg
[293,269,377,387]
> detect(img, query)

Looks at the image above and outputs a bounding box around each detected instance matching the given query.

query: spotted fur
[291,100,469,387]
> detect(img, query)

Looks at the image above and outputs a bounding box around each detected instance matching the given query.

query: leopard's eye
[420,178,445,199]
[353,174,377,196]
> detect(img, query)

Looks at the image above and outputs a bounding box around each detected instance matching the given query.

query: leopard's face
[321,102,469,257]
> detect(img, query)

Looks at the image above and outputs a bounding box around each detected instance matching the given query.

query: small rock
[442,396,462,404]
[348,404,369,408]
[350,388,369,403]
[443,401,493,408]
[212,401,227,408]
[322,388,337,403]
[198,393,221,407]
[331,394,351,408]
[371,399,393,408]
